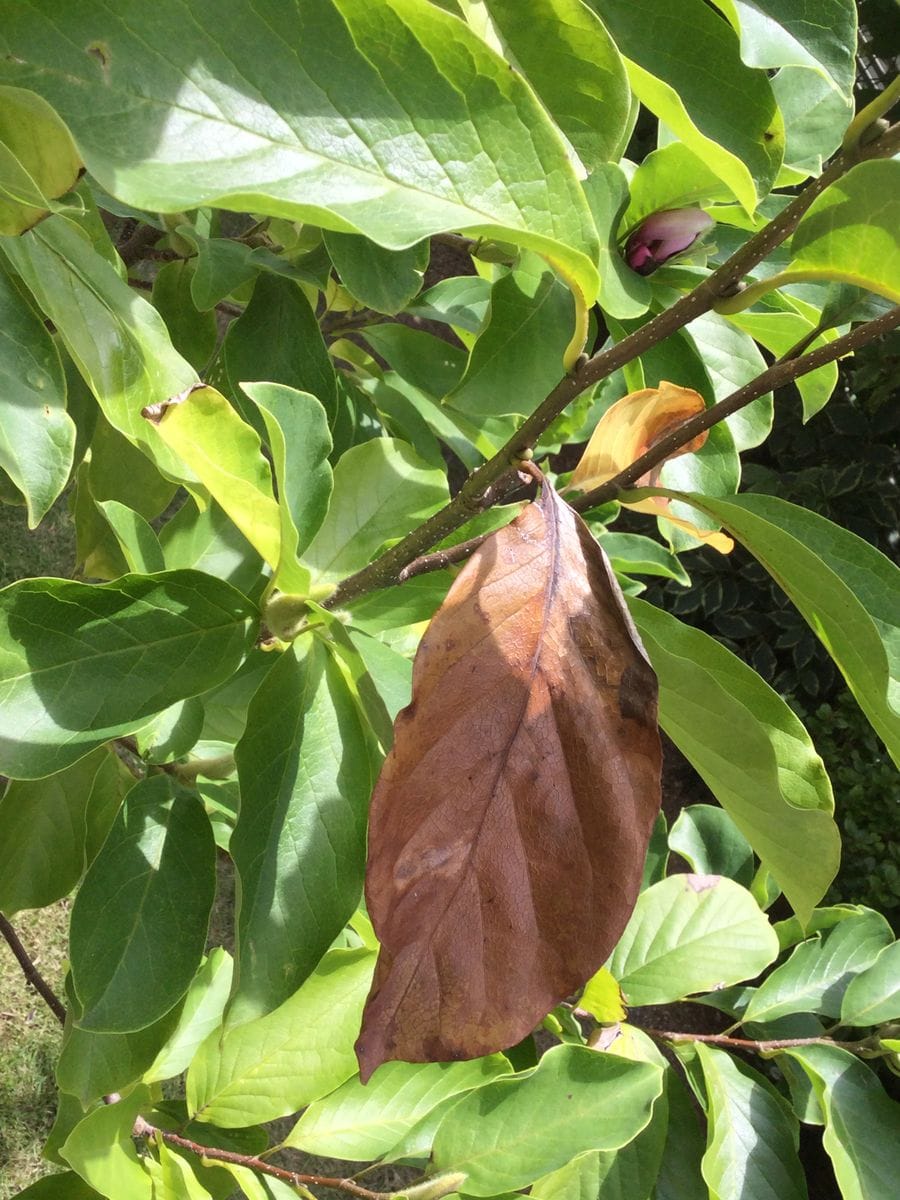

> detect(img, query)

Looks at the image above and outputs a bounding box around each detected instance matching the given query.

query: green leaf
[841,941,900,1026]
[677,492,900,766]
[481,0,631,171]
[286,1057,510,1161]
[13,1173,101,1200]
[70,775,217,1032]
[596,532,690,585]
[229,638,374,1023]
[362,324,467,399]
[785,161,900,301]
[150,260,218,372]
[302,439,449,586]
[725,306,838,419]
[623,143,734,232]
[150,385,282,570]
[1,0,600,302]
[669,804,755,887]
[629,598,839,922]
[582,166,652,320]
[240,382,333,592]
[0,260,74,526]
[144,950,234,1084]
[654,1067,707,1200]
[134,697,205,764]
[223,273,338,430]
[407,276,491,334]
[60,1085,153,1200]
[0,569,256,779]
[0,85,81,234]
[57,989,182,1106]
[324,232,428,315]
[715,0,857,100]
[743,908,893,1023]
[158,498,263,598]
[771,65,853,174]
[0,747,127,915]
[684,311,772,451]
[591,0,783,210]
[782,1044,900,1200]
[446,252,576,419]
[96,500,166,574]
[431,1044,662,1195]
[696,1043,806,1200]
[608,875,778,1007]
[187,947,375,1127]
[182,235,257,311]
[145,1140,215,1200]
[0,216,197,483]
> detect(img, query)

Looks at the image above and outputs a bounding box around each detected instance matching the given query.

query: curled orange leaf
[570,381,733,553]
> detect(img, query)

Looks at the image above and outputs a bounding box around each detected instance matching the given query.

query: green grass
[0,903,69,1197]
[1,499,74,1195]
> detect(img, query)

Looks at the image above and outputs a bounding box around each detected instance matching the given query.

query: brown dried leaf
[356,475,661,1080]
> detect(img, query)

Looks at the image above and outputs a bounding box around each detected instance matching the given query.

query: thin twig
[0,914,66,1025]
[397,532,496,582]
[322,123,900,610]
[643,1028,870,1055]
[572,304,900,511]
[133,1118,394,1199]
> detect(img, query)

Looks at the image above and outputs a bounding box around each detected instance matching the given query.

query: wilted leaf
[569,380,733,553]
[356,473,661,1079]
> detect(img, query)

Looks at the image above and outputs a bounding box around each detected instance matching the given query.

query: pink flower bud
[624,208,714,276]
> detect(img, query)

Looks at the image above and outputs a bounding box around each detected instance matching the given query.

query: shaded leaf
[150,259,218,372]
[841,941,900,1026]
[0,260,74,525]
[70,775,217,1032]
[356,476,660,1078]
[324,231,429,315]
[0,570,256,779]
[783,1044,900,1200]
[96,500,166,574]
[229,638,374,1024]
[431,1044,663,1195]
[743,908,893,1023]
[0,747,128,915]
[0,1,600,299]
[669,804,755,887]
[187,947,374,1128]
[696,1043,807,1200]
[609,874,779,1006]
[582,165,652,320]
[446,252,576,419]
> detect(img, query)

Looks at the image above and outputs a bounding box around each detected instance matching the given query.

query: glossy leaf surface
[0,570,256,779]
[0,0,601,300]
[431,1044,663,1195]
[357,478,661,1078]
[230,638,374,1023]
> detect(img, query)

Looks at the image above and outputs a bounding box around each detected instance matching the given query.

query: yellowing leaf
[570,381,733,553]
[578,967,626,1024]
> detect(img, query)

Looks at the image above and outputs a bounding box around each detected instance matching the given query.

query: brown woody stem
[0,914,66,1025]
[571,304,900,511]
[644,1028,872,1055]
[323,123,899,610]
[132,1117,395,1199]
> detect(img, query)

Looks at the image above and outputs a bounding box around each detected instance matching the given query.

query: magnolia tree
[0,2,899,1199]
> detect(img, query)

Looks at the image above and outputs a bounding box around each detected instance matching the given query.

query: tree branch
[0,914,66,1025]
[643,1028,873,1056]
[133,1117,397,1199]
[571,304,900,511]
[323,122,899,610]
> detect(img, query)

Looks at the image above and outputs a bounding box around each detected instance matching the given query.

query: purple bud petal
[624,208,714,276]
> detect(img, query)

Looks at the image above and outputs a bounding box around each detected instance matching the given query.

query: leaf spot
[685,873,721,892]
